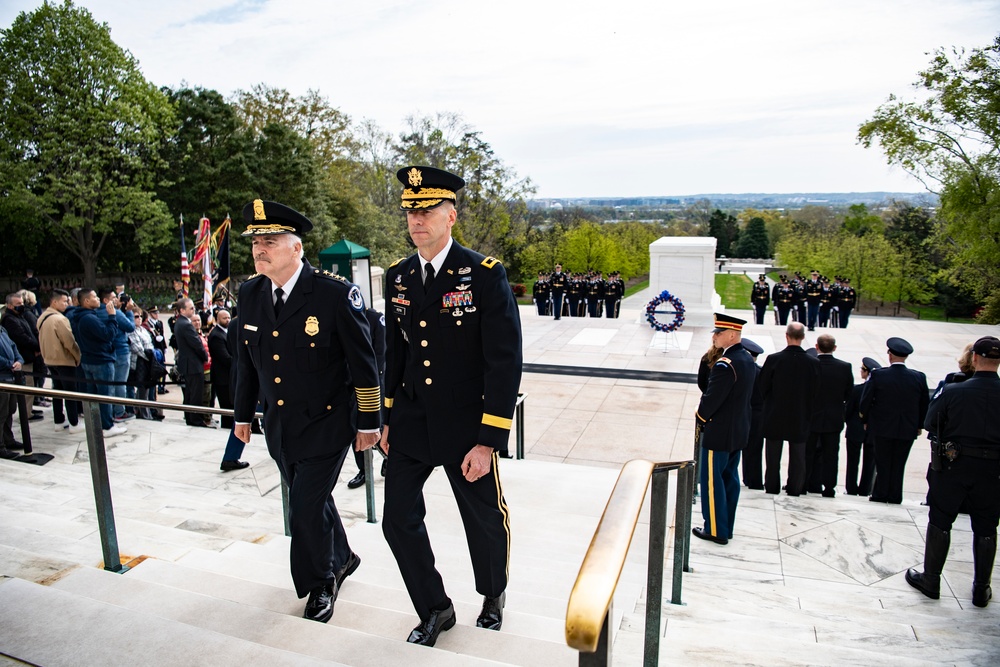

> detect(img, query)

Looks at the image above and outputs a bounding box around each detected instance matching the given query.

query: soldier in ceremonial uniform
[604,271,624,318]
[233,200,382,624]
[531,271,550,316]
[750,274,770,325]
[382,166,522,646]
[693,314,755,545]
[906,336,1000,608]
[567,272,584,317]
[587,273,605,317]
[837,278,856,328]
[818,277,833,328]
[774,279,794,325]
[804,270,823,331]
[860,337,929,504]
[550,263,567,320]
[844,356,881,495]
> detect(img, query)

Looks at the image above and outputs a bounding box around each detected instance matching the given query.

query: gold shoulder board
[389,257,405,268]
[481,256,501,269]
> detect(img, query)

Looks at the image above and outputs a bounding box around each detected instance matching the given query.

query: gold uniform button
[274,377,282,384]
[419,320,427,328]
[310,343,315,348]
[425,378,433,385]
[457,320,462,326]
[272,331,279,337]
[423,360,430,367]
[273,354,280,361]
[277,399,284,406]
[421,340,428,347]
[327,405,332,410]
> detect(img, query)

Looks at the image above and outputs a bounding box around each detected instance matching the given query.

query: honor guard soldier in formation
[382,166,523,646]
[587,272,605,317]
[693,314,755,545]
[836,277,857,328]
[567,272,585,317]
[818,277,834,327]
[804,270,823,331]
[750,274,770,325]
[907,336,1000,608]
[233,200,382,624]
[774,277,795,325]
[531,271,550,316]
[604,271,624,318]
[549,263,567,319]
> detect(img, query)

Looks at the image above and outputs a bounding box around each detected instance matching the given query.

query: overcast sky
[2,0,997,197]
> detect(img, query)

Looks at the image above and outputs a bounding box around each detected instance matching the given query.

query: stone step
[0,576,341,667]
[127,557,567,645]
[51,566,571,666]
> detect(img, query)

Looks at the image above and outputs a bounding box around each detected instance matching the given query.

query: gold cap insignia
[407,168,423,187]
[305,316,319,336]
[253,199,266,221]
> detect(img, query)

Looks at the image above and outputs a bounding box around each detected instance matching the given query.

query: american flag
[179,215,190,297]
[192,217,214,312]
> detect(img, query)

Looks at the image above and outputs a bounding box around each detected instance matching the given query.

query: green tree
[560,222,624,275]
[0,0,176,286]
[707,209,739,257]
[735,217,770,257]
[842,204,883,236]
[859,35,1000,322]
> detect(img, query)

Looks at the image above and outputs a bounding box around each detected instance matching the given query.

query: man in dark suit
[207,309,232,426]
[382,166,522,646]
[174,297,209,427]
[693,314,755,545]
[804,334,854,497]
[233,200,382,624]
[761,322,821,496]
[844,357,881,495]
[860,337,929,504]
[740,338,765,490]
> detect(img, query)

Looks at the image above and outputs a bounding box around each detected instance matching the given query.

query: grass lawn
[904,303,977,324]
[716,274,752,310]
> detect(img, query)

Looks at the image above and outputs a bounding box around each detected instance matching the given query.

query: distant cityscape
[529,192,938,210]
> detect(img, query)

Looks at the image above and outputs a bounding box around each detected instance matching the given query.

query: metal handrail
[565,457,696,666]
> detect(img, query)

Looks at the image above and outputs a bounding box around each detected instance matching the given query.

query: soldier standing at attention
[567,272,583,317]
[549,263,567,320]
[382,166,523,646]
[750,274,770,325]
[906,336,1000,608]
[775,279,794,325]
[805,270,823,331]
[233,200,382,624]
[860,337,929,504]
[818,277,833,327]
[837,278,857,328]
[587,273,605,318]
[604,271,624,319]
[693,314,755,545]
[531,271,550,316]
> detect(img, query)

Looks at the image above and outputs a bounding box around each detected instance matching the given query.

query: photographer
[906,336,1000,608]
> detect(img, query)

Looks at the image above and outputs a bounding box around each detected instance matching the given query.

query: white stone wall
[649,237,718,328]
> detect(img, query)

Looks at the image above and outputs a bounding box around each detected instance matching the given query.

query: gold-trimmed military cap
[397,165,465,210]
[712,313,746,333]
[240,199,314,237]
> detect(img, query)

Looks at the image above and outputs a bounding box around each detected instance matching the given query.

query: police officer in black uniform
[233,200,382,624]
[906,336,1000,608]
[693,314,755,544]
[382,166,523,646]
[750,274,770,325]
[843,356,881,495]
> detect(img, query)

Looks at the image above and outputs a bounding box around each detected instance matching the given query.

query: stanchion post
[644,469,668,663]
[364,447,377,523]
[82,400,127,573]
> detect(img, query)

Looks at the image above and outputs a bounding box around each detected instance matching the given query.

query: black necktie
[423,263,435,293]
[273,287,284,318]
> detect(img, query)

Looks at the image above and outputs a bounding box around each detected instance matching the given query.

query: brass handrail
[566,457,696,665]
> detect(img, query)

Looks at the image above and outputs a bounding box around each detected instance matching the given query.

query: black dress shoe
[407,602,456,646]
[0,448,18,460]
[476,591,505,630]
[869,496,888,503]
[336,552,361,588]
[4,440,25,451]
[220,460,250,472]
[822,490,836,498]
[347,470,366,489]
[692,527,728,545]
[303,583,336,623]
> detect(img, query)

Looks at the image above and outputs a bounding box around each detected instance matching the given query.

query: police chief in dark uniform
[859,337,929,504]
[693,314,755,545]
[906,336,1000,608]
[382,166,523,647]
[233,200,382,624]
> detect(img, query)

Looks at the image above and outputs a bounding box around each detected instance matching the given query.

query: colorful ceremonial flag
[212,215,231,303]
[179,215,190,298]
[192,217,213,311]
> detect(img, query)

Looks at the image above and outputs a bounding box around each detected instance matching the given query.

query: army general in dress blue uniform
[381,166,523,647]
[233,200,382,624]
[693,313,755,545]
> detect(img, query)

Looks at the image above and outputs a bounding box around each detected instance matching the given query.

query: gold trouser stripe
[492,450,512,582]
[707,450,717,537]
[482,413,513,430]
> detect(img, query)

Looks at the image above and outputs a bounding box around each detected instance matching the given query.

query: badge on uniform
[305,316,319,336]
[392,296,411,306]
[458,266,471,275]
[459,276,472,283]
[395,284,407,292]
[395,275,402,284]
[348,285,365,311]
[443,291,473,308]
[244,323,258,331]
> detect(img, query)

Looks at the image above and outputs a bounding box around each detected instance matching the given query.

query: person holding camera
[906,336,1000,608]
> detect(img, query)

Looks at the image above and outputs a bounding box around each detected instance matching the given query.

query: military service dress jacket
[695,342,755,452]
[234,261,381,463]
[384,242,523,465]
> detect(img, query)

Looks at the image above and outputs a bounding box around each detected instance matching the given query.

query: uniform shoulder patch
[389,257,406,268]
[481,256,501,269]
[716,357,732,365]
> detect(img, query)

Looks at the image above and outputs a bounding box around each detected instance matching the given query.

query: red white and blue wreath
[645,290,686,333]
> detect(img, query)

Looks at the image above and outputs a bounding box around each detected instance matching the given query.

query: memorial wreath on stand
[645,290,685,333]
